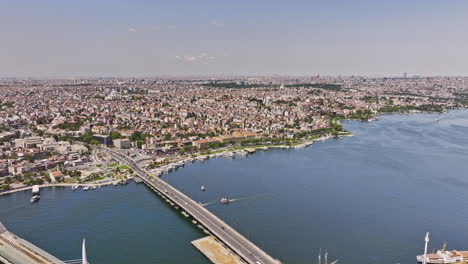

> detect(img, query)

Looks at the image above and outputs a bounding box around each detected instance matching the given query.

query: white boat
[120,179,129,185]
[245,148,256,153]
[236,150,247,156]
[201,185,205,191]
[32,185,40,195]
[294,143,307,149]
[220,197,230,204]
[72,186,79,191]
[83,186,90,191]
[30,195,40,203]
[196,156,208,162]
[224,152,234,158]
[91,186,97,190]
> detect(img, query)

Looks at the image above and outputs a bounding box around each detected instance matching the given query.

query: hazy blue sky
[1,0,468,77]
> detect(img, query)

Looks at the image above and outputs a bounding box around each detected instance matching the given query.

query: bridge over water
[0,221,88,264]
[102,147,282,264]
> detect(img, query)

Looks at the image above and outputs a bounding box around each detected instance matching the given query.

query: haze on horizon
[1,0,468,78]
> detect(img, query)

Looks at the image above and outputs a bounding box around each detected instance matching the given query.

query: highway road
[101,147,281,264]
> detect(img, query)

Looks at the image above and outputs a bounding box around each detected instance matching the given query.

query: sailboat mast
[423,232,430,264]
[82,238,88,264]
[317,248,322,264]
[324,250,328,264]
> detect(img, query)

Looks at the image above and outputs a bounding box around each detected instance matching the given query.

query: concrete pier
[192,236,245,264]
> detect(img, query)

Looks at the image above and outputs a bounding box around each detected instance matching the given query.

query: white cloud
[211,20,224,27]
[128,27,137,33]
[176,53,216,63]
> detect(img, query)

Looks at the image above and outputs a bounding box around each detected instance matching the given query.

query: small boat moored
[120,179,129,185]
[83,186,90,191]
[72,185,79,191]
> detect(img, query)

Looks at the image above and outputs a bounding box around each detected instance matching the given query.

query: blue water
[2,110,468,264]
[0,184,208,264]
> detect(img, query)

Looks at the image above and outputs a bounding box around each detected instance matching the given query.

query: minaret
[423,232,430,264]
[82,238,88,264]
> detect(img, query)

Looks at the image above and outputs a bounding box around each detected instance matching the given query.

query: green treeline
[379,104,444,113]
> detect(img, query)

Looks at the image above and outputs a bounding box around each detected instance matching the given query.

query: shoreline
[0,181,121,196]
[146,132,351,178]
[144,108,462,178]
[2,110,453,197]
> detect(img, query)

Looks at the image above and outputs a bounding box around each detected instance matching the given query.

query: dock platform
[133,177,143,183]
[192,236,245,264]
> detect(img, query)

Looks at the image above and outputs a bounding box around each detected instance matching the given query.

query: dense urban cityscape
[2,1,468,263]
[1,76,467,192]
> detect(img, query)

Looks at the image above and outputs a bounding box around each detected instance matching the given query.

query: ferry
[32,185,40,195]
[30,195,40,203]
[417,233,468,264]
[201,185,205,191]
[220,197,230,204]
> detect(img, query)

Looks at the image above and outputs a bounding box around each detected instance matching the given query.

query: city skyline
[1,0,468,77]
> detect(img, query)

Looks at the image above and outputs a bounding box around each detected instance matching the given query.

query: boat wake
[201,201,218,207]
[201,193,271,207]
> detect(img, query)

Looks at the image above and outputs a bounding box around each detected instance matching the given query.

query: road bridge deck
[102,147,281,264]
[0,222,65,264]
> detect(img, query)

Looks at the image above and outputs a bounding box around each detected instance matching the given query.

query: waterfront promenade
[0,182,121,196]
[101,147,281,264]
